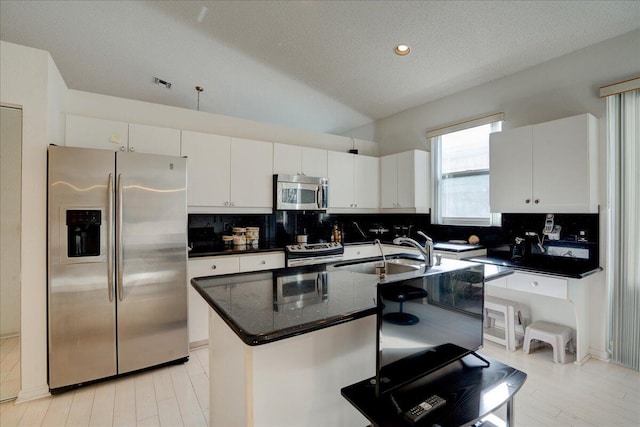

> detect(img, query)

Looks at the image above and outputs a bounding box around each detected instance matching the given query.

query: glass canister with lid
[232,227,246,247]
[246,227,260,248]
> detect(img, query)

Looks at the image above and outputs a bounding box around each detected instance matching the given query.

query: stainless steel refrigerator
[47,145,188,392]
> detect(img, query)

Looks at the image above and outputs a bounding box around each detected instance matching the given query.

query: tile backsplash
[188,211,599,265]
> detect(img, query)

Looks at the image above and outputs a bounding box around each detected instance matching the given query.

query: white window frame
[428,113,503,227]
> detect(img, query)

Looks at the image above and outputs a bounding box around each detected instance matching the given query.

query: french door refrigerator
[48,145,188,392]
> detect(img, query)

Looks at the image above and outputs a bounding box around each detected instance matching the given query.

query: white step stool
[523,320,573,364]
[483,296,524,351]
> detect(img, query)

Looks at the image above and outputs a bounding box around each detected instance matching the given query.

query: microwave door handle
[315,185,320,208]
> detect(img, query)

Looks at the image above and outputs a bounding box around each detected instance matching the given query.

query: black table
[341,354,526,427]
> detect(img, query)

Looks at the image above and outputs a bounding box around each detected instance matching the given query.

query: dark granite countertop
[191,257,491,346]
[188,243,284,258]
[466,256,602,279]
[191,264,379,346]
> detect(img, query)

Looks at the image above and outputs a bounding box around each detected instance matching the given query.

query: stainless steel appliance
[274,270,328,311]
[47,145,188,392]
[274,174,328,211]
[285,242,344,267]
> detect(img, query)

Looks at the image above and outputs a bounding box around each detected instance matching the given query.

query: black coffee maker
[511,237,529,261]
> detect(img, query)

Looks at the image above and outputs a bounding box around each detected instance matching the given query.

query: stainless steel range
[285,242,344,267]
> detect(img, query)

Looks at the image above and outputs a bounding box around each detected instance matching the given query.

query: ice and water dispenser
[66,209,101,258]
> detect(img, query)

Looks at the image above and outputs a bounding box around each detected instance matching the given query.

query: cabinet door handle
[531,281,539,287]
[129,146,135,152]
[534,199,540,204]
[211,265,217,270]
[260,260,266,265]
[120,146,126,152]
[525,199,531,204]
[224,201,229,206]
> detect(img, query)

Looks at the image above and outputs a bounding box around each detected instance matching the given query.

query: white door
[354,155,379,209]
[181,131,231,207]
[65,115,128,151]
[396,151,417,208]
[128,123,181,157]
[273,143,302,175]
[532,115,590,211]
[230,138,273,208]
[490,126,534,213]
[328,151,354,208]
[380,154,398,208]
[301,147,328,178]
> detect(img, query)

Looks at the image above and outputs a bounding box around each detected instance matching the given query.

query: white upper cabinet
[380,150,429,212]
[181,133,272,212]
[490,113,598,213]
[354,155,380,209]
[328,151,379,211]
[66,115,181,156]
[181,130,231,207]
[128,123,181,157]
[65,115,129,151]
[230,137,273,209]
[273,143,328,177]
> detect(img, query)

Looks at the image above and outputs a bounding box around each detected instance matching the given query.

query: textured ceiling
[1,1,639,134]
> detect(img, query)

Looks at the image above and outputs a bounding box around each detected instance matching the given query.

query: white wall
[66,90,379,156]
[0,40,68,402]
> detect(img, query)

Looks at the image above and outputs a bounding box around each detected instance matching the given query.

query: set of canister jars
[226,227,259,249]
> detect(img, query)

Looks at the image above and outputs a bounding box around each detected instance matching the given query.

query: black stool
[381,284,428,325]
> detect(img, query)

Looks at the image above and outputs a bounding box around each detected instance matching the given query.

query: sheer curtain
[604,81,640,371]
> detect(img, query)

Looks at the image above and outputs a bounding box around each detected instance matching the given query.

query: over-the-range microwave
[274,174,328,211]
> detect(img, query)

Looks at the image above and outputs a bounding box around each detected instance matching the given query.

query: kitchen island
[191,258,506,427]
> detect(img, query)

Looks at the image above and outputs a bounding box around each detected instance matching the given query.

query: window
[430,117,502,226]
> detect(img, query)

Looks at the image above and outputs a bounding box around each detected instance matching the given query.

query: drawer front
[486,276,507,288]
[239,252,285,272]
[189,256,240,279]
[506,272,568,299]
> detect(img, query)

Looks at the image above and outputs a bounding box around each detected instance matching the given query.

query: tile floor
[1,343,639,426]
[0,336,21,401]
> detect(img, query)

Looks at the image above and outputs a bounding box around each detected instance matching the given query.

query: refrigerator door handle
[107,173,114,302]
[116,173,124,301]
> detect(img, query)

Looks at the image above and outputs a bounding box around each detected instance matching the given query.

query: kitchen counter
[191,257,497,346]
[193,257,499,427]
[188,242,284,258]
[467,255,601,278]
[191,264,378,346]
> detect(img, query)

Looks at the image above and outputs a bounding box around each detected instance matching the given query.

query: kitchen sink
[331,257,426,275]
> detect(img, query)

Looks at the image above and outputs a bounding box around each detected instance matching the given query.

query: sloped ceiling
[1,1,639,134]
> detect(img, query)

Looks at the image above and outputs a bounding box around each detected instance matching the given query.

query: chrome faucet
[393,231,433,268]
[374,239,387,278]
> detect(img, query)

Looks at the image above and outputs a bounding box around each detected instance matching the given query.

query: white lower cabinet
[187,256,240,345]
[506,271,568,299]
[187,252,284,345]
[239,252,285,272]
[486,270,597,365]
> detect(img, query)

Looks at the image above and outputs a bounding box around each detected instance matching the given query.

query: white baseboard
[189,339,208,350]
[588,347,610,362]
[15,385,50,404]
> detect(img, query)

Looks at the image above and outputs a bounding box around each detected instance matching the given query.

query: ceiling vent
[153,77,172,89]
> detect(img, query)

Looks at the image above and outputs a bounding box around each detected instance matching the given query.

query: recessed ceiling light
[394,44,410,56]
